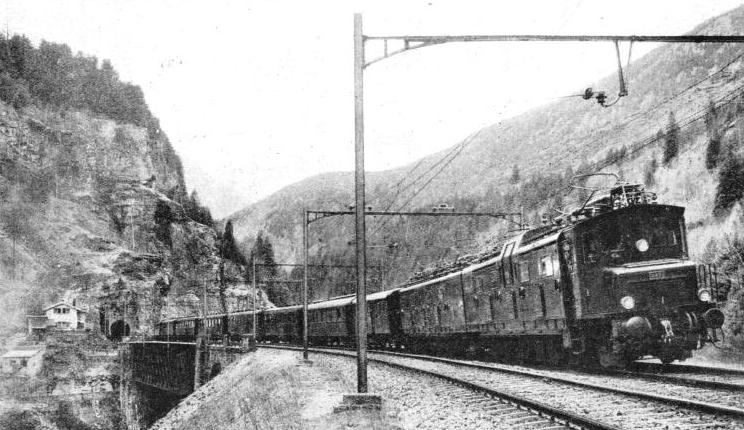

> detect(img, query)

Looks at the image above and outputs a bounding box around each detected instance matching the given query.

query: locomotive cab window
[581,208,686,265]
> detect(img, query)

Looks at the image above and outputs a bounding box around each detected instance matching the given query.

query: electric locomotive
[556,183,724,366]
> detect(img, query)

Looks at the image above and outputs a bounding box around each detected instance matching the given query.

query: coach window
[552,254,560,277]
[539,255,554,277]
[503,243,515,284]
[519,260,530,282]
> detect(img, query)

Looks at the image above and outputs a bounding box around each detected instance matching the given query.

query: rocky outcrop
[0,93,263,429]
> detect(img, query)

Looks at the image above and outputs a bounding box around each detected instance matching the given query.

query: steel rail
[261,344,619,430]
[632,361,744,376]
[609,368,744,392]
[259,343,744,420]
[366,349,744,419]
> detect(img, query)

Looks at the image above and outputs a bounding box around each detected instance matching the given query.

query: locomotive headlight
[635,238,649,252]
[698,289,712,302]
[620,295,635,310]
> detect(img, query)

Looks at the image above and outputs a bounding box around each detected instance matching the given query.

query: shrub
[510,164,520,184]
[706,136,722,170]
[154,200,174,246]
[0,409,40,430]
[644,157,658,187]
[0,73,30,109]
[705,101,722,170]
[663,112,680,165]
[714,151,744,215]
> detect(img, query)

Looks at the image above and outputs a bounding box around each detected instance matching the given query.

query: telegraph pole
[302,210,309,360]
[194,280,207,389]
[252,257,257,340]
[353,13,368,394]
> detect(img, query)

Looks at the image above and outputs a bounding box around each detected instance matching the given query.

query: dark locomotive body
[156,184,724,366]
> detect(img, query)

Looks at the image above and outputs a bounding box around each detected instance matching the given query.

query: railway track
[629,361,744,387]
[261,344,744,429]
[366,349,744,413]
[262,344,618,430]
[615,367,744,392]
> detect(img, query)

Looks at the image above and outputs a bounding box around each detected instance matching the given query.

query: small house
[43,302,88,331]
[26,315,49,339]
[0,347,43,375]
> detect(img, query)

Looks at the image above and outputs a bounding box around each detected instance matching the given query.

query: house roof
[42,302,87,313]
[2,349,42,359]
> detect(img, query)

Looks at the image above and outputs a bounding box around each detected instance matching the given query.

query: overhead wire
[627,50,744,120]
[375,128,482,213]
[529,79,744,217]
[363,46,744,279]
[369,65,736,250]
[368,128,482,239]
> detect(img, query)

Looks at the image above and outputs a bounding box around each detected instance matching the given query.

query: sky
[3,0,744,216]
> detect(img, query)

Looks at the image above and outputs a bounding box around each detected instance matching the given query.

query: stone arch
[109,320,130,341]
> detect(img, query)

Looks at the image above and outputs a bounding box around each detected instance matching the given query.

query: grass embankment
[152,349,394,430]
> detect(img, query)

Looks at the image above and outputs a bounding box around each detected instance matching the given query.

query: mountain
[228,6,744,302]
[0,36,271,429]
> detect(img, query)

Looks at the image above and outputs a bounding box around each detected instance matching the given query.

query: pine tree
[221,220,246,266]
[663,112,680,165]
[714,150,744,215]
[510,164,520,184]
[563,165,575,187]
[183,190,214,227]
[705,101,721,170]
[260,237,278,277]
[706,135,722,170]
[249,232,286,305]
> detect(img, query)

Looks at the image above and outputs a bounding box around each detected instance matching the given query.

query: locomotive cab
[566,184,723,366]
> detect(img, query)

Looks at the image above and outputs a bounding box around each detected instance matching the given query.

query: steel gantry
[303,205,522,384]
[352,13,744,393]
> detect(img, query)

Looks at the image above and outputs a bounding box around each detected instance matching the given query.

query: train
[157,182,726,367]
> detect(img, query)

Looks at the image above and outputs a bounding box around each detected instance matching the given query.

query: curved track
[262,344,618,430]
[614,367,744,392]
[262,344,744,429]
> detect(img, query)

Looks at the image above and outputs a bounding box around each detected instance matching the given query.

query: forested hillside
[0,34,159,132]
[229,4,744,332]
